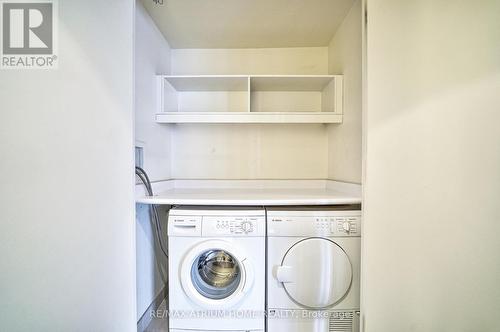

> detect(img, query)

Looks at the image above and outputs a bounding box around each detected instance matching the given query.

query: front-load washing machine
[267,206,361,332]
[168,207,265,332]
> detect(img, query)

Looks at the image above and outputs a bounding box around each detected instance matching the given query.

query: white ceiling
[141,0,355,49]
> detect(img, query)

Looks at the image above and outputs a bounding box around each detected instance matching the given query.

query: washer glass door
[278,238,352,308]
[191,249,241,300]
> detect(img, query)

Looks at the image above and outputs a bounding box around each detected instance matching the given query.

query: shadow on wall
[136,203,169,321]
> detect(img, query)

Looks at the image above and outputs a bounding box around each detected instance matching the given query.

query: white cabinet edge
[155,112,343,124]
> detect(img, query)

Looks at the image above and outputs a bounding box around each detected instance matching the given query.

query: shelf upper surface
[136,186,361,206]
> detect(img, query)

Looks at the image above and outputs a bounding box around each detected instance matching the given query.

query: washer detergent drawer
[170,330,264,332]
[267,310,359,332]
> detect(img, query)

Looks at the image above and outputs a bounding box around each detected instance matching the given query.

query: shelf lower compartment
[156,112,342,124]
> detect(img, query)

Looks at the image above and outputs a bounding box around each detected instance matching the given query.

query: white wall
[134,1,171,321]
[171,124,328,179]
[363,0,500,331]
[327,0,362,184]
[170,47,330,179]
[0,1,135,331]
[135,1,172,182]
[171,47,328,75]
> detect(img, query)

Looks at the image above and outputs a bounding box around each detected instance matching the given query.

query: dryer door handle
[276,265,294,283]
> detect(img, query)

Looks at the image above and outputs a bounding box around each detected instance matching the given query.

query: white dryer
[168,207,265,332]
[267,206,361,332]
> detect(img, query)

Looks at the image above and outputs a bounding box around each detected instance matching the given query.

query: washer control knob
[241,221,253,233]
[342,221,351,232]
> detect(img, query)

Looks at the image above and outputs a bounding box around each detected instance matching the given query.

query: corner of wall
[135,0,172,182]
[134,1,172,321]
[326,0,363,184]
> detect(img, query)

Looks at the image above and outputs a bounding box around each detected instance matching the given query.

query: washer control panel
[203,216,265,237]
[168,209,265,237]
[267,211,361,237]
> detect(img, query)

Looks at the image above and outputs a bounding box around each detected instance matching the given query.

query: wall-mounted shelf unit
[156,75,343,124]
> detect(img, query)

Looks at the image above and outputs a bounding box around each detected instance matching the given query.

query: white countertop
[136,180,361,206]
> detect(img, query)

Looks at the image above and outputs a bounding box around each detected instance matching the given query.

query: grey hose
[135,166,168,258]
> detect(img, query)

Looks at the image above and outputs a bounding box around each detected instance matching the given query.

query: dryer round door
[276,238,352,309]
[181,240,254,308]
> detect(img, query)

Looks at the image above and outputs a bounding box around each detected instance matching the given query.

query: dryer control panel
[267,210,361,237]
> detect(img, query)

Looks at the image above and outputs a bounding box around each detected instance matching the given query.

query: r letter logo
[1,0,57,69]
